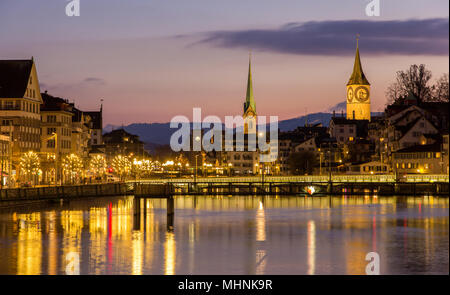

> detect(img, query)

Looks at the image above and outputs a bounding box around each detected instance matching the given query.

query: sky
[0,0,448,125]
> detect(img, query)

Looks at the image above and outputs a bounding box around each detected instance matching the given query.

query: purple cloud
[196,18,449,56]
[83,77,106,85]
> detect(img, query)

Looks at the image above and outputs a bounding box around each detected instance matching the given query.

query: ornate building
[346,38,371,121]
[227,56,259,175]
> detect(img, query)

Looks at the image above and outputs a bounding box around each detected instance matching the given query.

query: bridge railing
[129,174,448,184]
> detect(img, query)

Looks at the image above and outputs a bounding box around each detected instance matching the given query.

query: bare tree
[386,64,433,104]
[385,82,405,105]
[432,73,449,102]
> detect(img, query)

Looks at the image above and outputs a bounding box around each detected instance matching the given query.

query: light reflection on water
[0,195,448,275]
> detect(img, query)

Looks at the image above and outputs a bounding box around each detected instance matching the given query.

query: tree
[112,155,131,181]
[19,151,40,185]
[431,74,449,102]
[90,155,106,179]
[288,151,317,175]
[62,154,83,184]
[386,64,433,104]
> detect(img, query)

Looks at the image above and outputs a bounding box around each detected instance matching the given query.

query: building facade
[40,92,74,184]
[0,59,43,184]
[393,143,443,175]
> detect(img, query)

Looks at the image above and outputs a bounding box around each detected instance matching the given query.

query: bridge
[131,174,449,184]
[1,175,448,232]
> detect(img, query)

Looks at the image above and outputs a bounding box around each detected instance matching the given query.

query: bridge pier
[133,197,141,231]
[167,196,174,232]
[327,182,333,194]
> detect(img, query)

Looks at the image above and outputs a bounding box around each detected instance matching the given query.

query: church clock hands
[354,86,370,102]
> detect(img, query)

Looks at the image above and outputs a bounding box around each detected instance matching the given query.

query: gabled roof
[0,59,33,98]
[41,92,73,113]
[103,128,143,144]
[396,116,438,141]
[84,110,102,129]
[391,108,422,126]
[395,143,441,153]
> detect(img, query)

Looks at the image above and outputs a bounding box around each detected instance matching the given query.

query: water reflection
[164,232,176,275]
[0,195,447,275]
[16,213,41,275]
[307,220,315,275]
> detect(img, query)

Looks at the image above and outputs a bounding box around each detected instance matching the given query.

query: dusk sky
[0,0,448,125]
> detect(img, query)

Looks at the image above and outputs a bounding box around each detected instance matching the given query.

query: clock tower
[346,37,371,121]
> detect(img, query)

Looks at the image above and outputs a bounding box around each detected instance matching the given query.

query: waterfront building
[278,124,329,175]
[70,106,92,160]
[346,160,389,175]
[0,59,42,182]
[0,134,11,187]
[386,110,439,152]
[442,134,449,174]
[40,92,74,184]
[84,105,103,148]
[103,128,145,163]
[392,143,443,175]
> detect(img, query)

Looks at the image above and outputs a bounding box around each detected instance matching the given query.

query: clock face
[246,111,255,118]
[355,86,370,102]
[347,87,354,103]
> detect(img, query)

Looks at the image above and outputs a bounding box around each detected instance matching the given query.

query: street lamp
[194,154,199,183]
[46,132,59,185]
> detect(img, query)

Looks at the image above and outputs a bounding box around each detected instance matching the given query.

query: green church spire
[244,53,256,115]
[347,36,370,86]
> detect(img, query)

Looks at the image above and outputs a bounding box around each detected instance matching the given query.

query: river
[0,195,448,275]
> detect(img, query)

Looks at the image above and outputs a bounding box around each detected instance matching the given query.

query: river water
[0,195,448,275]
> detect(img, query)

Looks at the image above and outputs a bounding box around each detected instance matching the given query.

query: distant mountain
[327,101,347,113]
[103,111,382,148]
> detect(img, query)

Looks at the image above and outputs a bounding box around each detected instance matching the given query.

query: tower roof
[347,38,370,86]
[243,54,256,114]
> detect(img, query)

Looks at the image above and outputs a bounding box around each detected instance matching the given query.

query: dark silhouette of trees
[386,64,432,104]
[432,73,449,102]
[386,64,449,104]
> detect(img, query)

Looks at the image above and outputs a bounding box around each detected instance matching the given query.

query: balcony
[0,106,21,111]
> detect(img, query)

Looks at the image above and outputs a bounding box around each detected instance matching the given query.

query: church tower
[243,54,257,134]
[346,37,371,121]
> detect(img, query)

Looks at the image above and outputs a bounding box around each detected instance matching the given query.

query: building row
[0,58,103,186]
